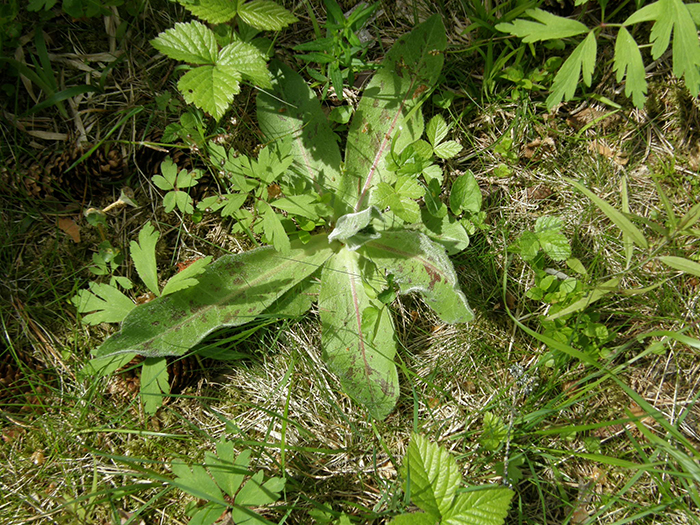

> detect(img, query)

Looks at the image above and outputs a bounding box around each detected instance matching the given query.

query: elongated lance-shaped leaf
[319,247,399,419]
[343,15,446,213]
[358,231,473,324]
[93,234,333,359]
[257,60,345,215]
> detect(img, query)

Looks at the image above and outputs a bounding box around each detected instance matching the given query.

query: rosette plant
[87,15,477,419]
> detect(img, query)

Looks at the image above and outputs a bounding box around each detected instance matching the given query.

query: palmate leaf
[73,282,135,325]
[92,234,333,359]
[151,21,218,64]
[179,0,238,24]
[237,0,298,30]
[546,31,596,108]
[614,27,647,108]
[495,8,589,42]
[319,247,399,419]
[343,14,445,212]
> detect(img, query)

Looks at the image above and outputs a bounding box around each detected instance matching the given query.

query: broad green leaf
[237,0,298,30]
[419,212,470,255]
[387,513,437,525]
[403,434,461,517]
[546,277,620,320]
[206,445,251,499]
[450,170,481,215]
[343,15,445,212]
[236,471,285,506]
[130,222,161,296]
[151,21,218,64]
[433,140,462,159]
[189,504,229,525]
[534,216,570,261]
[659,256,700,278]
[178,63,241,120]
[73,282,135,325]
[359,231,474,324]
[171,461,226,505]
[546,31,597,108]
[257,61,344,214]
[614,27,647,108]
[140,357,170,414]
[495,8,589,42]
[328,206,383,247]
[566,178,648,248]
[426,115,448,147]
[92,234,334,358]
[162,256,213,296]
[442,487,514,525]
[319,248,399,419]
[395,176,423,199]
[219,41,271,89]
[179,0,237,24]
[259,200,291,254]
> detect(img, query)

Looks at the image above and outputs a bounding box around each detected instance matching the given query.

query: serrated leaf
[180,0,237,24]
[178,63,241,120]
[237,0,298,30]
[395,176,424,199]
[219,41,271,89]
[566,178,648,248]
[390,194,421,224]
[343,15,445,211]
[546,31,597,108]
[92,234,334,359]
[659,256,700,277]
[614,27,647,108]
[495,8,589,42]
[259,200,291,254]
[130,222,161,296]
[171,461,226,505]
[162,256,213,296]
[433,140,462,159]
[387,513,437,525]
[403,434,461,517]
[442,487,514,525]
[426,115,449,147]
[534,216,571,261]
[140,357,170,414]
[479,412,507,451]
[151,21,218,64]
[359,231,474,324]
[319,248,399,419]
[73,282,135,325]
[419,212,470,255]
[449,170,481,215]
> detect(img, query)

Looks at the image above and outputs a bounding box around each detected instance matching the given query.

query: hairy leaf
[237,0,298,30]
[92,234,333,359]
[614,27,647,108]
[495,8,589,42]
[546,31,596,108]
[130,222,161,296]
[403,434,461,517]
[343,15,445,212]
[319,248,399,419]
[257,61,344,214]
[151,21,218,64]
[359,232,474,324]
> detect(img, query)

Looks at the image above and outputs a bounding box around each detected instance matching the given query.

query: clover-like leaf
[151,21,218,64]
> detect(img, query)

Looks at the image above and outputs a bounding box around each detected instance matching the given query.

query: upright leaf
[319,247,399,419]
[130,222,161,297]
[343,15,446,212]
[140,357,170,414]
[546,31,597,108]
[257,61,344,214]
[614,27,647,108]
[93,234,333,359]
[359,232,474,324]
